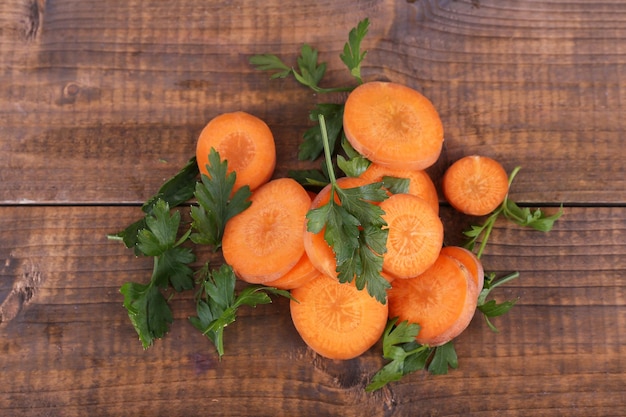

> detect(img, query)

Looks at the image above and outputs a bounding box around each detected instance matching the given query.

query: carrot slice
[303,176,373,278]
[222,178,311,283]
[264,252,320,290]
[290,273,389,360]
[442,155,509,216]
[379,193,443,279]
[440,245,485,291]
[343,81,444,171]
[388,253,478,346]
[196,111,276,192]
[359,162,440,215]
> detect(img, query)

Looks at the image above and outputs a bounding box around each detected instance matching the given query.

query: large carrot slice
[442,155,509,216]
[388,253,479,346]
[290,272,389,360]
[303,176,373,278]
[196,111,276,193]
[359,162,440,215]
[343,81,444,171]
[379,193,443,279]
[440,245,485,292]
[222,178,311,283]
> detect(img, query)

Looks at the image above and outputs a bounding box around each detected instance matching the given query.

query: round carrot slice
[343,81,444,171]
[440,246,485,291]
[290,273,389,360]
[388,253,479,346]
[379,193,443,278]
[222,178,311,283]
[359,162,440,215]
[442,155,509,216]
[196,111,276,193]
[303,176,373,278]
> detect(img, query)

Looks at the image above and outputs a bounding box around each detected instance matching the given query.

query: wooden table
[1,1,624,416]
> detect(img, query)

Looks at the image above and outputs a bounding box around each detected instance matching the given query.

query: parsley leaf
[476,271,520,332]
[120,199,196,349]
[189,264,292,358]
[190,148,252,249]
[340,17,370,84]
[299,103,345,161]
[306,115,390,303]
[108,157,199,255]
[428,342,458,374]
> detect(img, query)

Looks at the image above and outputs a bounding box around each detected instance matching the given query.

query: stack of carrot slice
[196,80,511,360]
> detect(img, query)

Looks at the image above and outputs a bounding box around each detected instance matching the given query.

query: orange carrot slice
[303,176,373,278]
[442,155,509,216]
[343,81,444,171]
[222,178,310,283]
[359,162,440,215]
[388,253,479,346]
[379,193,443,278]
[290,273,389,360]
[264,252,320,290]
[196,111,276,193]
[440,245,485,291]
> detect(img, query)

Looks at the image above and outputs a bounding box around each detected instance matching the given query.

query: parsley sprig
[120,199,195,349]
[305,115,390,303]
[189,263,292,358]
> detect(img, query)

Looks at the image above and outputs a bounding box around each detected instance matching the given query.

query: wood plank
[1,205,624,416]
[1,0,625,204]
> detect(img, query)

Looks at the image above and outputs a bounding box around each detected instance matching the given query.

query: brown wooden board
[1,0,625,415]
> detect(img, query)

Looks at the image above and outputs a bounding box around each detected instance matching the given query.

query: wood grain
[1,0,625,415]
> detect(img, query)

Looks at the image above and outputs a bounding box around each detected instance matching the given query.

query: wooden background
[1,0,625,416]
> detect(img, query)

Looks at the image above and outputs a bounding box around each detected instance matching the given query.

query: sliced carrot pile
[359,162,440,215]
[343,81,444,171]
[196,111,276,193]
[442,155,509,216]
[388,253,479,346]
[264,252,320,290]
[440,245,485,291]
[222,178,311,284]
[290,273,389,360]
[303,176,374,278]
[379,193,443,279]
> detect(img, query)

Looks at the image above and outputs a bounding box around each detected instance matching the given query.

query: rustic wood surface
[1,0,624,416]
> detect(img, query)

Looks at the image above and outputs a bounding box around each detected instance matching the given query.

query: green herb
[339,17,370,84]
[463,166,564,258]
[189,263,292,358]
[305,115,390,303]
[477,271,520,332]
[120,199,196,349]
[190,148,252,249]
[366,318,458,392]
[108,157,199,255]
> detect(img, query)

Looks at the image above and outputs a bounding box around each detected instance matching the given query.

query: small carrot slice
[379,193,443,279]
[290,273,389,360]
[442,155,509,216]
[343,81,444,171]
[303,176,373,278]
[196,111,276,193]
[222,178,311,284]
[388,253,478,346]
[359,162,440,215]
[264,252,320,290]
[440,245,485,291]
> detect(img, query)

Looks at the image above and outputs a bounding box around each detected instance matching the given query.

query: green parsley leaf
[108,157,199,255]
[248,54,292,79]
[190,148,252,249]
[381,176,411,195]
[299,103,344,161]
[340,17,370,84]
[120,282,173,349]
[190,264,292,358]
[428,342,458,374]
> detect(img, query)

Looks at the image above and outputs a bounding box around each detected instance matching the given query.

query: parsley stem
[475,209,501,259]
[318,114,337,186]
